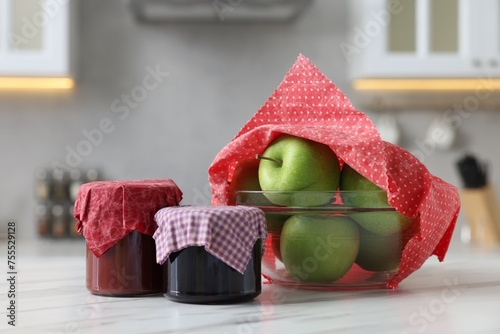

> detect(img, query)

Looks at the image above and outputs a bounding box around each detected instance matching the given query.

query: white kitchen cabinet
[468,0,500,75]
[0,0,77,79]
[349,0,500,81]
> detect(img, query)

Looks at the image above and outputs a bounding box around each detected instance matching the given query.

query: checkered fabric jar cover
[153,206,267,274]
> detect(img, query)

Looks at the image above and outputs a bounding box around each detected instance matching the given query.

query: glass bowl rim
[233,190,397,213]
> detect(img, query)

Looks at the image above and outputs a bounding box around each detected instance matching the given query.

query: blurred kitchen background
[1,0,500,244]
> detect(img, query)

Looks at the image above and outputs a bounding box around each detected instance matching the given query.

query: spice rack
[34,167,100,239]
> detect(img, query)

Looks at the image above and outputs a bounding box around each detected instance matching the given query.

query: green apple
[280,215,359,282]
[266,214,289,262]
[339,164,388,207]
[339,164,414,235]
[228,160,261,205]
[271,232,283,262]
[348,212,414,235]
[258,134,340,206]
[355,226,404,272]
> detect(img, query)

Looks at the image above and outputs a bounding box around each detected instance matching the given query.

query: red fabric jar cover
[74,179,183,257]
[208,54,461,288]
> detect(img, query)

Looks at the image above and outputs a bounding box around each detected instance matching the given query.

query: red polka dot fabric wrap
[208,54,461,288]
[153,206,267,274]
[74,179,183,258]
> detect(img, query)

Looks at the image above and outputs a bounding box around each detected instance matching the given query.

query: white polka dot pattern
[208,54,461,288]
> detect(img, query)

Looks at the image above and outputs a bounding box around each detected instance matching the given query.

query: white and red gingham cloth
[153,206,268,274]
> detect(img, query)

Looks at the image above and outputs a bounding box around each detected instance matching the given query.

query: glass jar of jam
[167,240,262,304]
[154,205,267,304]
[86,231,167,296]
[74,179,183,297]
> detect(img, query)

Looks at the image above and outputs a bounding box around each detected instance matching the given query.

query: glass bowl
[235,190,417,290]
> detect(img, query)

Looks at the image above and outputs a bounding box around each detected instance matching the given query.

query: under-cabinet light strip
[353,79,500,92]
[0,77,75,90]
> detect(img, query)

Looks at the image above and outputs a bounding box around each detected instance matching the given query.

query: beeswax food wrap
[208,54,460,288]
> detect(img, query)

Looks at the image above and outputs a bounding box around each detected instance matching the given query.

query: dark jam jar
[86,231,168,297]
[166,240,262,304]
[153,205,267,305]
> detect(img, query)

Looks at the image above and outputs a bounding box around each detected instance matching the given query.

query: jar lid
[74,179,183,257]
[154,206,267,274]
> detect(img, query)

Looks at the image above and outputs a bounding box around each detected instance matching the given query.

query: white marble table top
[1,240,499,334]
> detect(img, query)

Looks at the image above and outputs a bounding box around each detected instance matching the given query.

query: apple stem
[255,154,283,166]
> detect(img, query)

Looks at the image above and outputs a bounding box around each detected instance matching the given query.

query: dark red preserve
[85,231,168,296]
[74,179,183,296]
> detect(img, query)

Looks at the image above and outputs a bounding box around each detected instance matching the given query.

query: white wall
[1,0,499,241]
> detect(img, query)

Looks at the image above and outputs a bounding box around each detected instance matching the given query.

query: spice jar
[68,169,84,202]
[74,179,183,296]
[154,205,267,304]
[52,169,69,201]
[34,167,51,201]
[35,203,51,237]
[51,204,67,238]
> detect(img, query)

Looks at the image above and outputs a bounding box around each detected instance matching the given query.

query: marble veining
[1,240,499,334]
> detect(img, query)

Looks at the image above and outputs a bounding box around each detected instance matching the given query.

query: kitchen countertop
[1,239,499,334]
